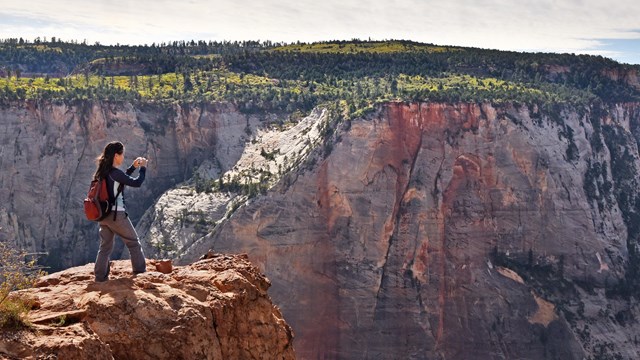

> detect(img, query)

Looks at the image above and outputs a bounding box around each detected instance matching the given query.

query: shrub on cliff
[0,229,44,330]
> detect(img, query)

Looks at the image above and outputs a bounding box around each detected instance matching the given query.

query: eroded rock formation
[137,108,328,260]
[175,102,640,359]
[0,254,295,359]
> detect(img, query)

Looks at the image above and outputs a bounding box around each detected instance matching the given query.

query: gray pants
[94,212,146,282]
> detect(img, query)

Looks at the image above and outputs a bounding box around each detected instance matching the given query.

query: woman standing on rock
[93,141,148,282]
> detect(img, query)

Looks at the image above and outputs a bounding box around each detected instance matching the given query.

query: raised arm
[111,166,146,187]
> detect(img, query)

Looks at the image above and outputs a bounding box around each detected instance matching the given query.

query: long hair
[93,141,124,180]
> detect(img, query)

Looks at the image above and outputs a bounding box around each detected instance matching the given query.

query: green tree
[183,72,193,92]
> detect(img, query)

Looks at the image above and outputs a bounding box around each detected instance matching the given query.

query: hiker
[92,141,148,282]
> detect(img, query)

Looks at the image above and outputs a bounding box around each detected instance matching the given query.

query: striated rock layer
[0,100,265,270]
[0,254,295,359]
[179,102,640,359]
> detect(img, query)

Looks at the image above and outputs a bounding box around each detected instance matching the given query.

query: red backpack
[84,178,111,221]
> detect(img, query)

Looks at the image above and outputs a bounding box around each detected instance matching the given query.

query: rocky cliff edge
[0,254,295,360]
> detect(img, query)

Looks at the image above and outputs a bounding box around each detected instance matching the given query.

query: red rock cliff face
[182,102,640,359]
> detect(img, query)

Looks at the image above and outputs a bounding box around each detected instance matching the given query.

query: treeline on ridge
[0,38,638,114]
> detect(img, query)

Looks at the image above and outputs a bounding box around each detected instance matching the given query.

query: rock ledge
[0,254,295,360]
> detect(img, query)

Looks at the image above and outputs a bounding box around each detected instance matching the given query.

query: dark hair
[94,141,124,180]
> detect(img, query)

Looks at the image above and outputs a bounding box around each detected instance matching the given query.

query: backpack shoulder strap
[108,170,125,221]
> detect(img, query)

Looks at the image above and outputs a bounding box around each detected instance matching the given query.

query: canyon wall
[0,100,262,270]
[3,99,640,358]
[178,102,640,359]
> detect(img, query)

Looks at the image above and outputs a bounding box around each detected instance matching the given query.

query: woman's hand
[134,157,148,168]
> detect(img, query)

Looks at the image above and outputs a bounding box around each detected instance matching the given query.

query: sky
[1,0,639,65]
